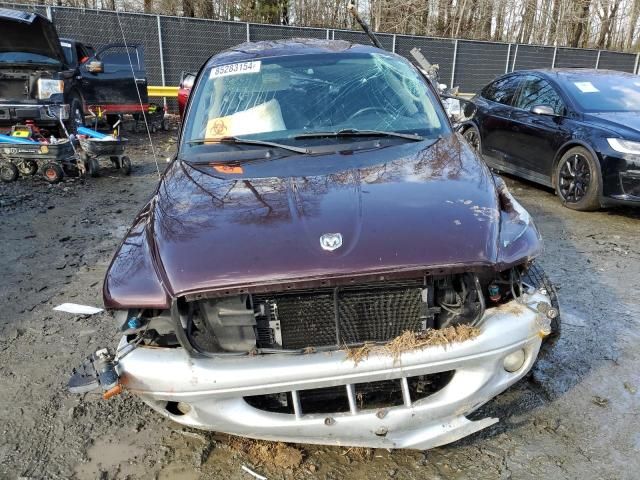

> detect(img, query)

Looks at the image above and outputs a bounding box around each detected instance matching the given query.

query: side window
[515,76,565,115]
[98,46,142,71]
[60,41,74,66]
[481,76,521,106]
[76,44,90,64]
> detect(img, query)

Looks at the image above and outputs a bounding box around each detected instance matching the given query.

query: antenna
[114,8,161,178]
[347,2,383,49]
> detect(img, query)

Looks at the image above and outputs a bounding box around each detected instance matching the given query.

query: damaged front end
[68,150,561,449]
[70,262,559,450]
[69,41,560,449]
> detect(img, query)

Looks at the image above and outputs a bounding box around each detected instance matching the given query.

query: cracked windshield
[181,51,446,148]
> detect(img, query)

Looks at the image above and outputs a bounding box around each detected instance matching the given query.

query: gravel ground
[1,128,639,480]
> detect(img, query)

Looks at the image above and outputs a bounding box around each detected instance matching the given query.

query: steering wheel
[346,107,388,122]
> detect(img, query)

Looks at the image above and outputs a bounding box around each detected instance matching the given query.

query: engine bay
[119,264,541,356]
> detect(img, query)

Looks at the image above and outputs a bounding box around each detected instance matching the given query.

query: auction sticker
[574,81,599,93]
[210,61,261,79]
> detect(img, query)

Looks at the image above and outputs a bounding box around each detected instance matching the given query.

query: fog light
[503,349,526,372]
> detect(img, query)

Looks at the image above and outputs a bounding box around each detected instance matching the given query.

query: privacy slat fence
[1,2,638,108]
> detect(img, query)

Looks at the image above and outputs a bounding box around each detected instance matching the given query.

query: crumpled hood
[0,8,65,64]
[144,135,504,298]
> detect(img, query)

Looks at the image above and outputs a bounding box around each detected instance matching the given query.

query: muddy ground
[1,126,639,480]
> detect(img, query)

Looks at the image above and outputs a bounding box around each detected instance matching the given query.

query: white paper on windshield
[60,41,72,48]
[54,303,103,315]
[574,81,599,93]
[205,99,285,139]
[210,61,261,79]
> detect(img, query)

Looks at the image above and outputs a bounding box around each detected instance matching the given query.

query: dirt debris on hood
[345,325,481,365]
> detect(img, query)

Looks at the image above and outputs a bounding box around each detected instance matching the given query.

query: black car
[0,8,147,134]
[461,69,640,210]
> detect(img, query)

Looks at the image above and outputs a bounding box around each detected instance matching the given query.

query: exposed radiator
[253,279,427,349]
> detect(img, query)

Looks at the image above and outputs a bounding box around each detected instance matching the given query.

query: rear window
[558,73,640,112]
[481,75,521,106]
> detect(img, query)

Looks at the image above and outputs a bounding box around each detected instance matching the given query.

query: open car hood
[103,134,543,308]
[0,8,65,64]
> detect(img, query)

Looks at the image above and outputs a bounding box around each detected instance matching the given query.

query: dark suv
[0,8,147,134]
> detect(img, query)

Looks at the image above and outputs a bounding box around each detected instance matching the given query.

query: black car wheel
[0,162,19,182]
[462,127,481,153]
[42,162,64,184]
[522,262,561,346]
[555,147,601,211]
[65,97,85,134]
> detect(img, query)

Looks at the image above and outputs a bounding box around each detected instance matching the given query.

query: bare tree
[26,0,640,53]
[183,0,195,17]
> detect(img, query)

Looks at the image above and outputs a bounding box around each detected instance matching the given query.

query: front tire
[522,262,561,344]
[555,147,601,211]
[65,97,84,135]
[462,126,481,154]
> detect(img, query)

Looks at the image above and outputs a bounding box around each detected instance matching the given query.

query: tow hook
[68,348,123,399]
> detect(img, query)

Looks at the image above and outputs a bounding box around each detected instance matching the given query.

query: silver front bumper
[117,292,551,449]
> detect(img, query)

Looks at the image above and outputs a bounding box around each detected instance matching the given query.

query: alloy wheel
[558,153,591,202]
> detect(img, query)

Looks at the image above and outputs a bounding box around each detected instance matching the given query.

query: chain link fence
[1,2,639,110]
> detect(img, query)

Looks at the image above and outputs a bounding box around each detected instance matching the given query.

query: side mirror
[441,94,477,125]
[86,60,103,74]
[531,105,555,116]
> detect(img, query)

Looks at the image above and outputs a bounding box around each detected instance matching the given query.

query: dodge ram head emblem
[320,233,342,251]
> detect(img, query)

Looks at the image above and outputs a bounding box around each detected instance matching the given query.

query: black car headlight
[607,138,640,155]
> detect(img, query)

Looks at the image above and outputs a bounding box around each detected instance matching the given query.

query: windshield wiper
[294,128,424,141]
[187,136,311,154]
